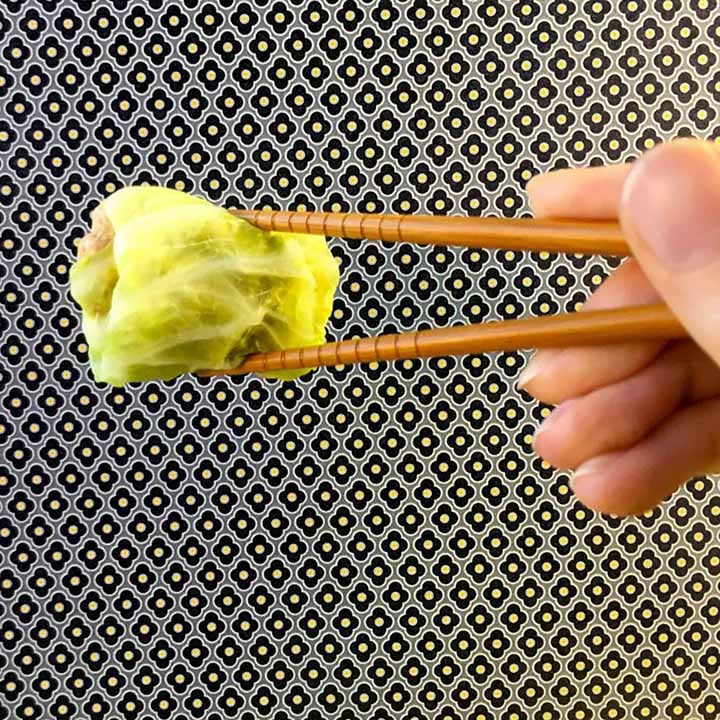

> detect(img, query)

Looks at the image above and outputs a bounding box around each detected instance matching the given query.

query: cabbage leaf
[70,186,339,386]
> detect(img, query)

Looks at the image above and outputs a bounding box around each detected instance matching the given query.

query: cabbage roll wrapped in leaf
[70,186,339,386]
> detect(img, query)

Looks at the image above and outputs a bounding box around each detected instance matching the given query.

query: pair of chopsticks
[197,210,687,378]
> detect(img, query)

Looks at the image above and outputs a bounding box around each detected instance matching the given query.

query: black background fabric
[1,1,720,719]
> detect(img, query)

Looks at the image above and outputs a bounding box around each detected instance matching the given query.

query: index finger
[528,163,632,220]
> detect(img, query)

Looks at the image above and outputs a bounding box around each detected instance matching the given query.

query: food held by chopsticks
[69,187,339,386]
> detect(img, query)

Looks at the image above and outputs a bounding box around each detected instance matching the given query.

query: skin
[520,139,720,517]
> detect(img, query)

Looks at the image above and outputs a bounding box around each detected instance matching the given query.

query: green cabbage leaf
[70,186,339,386]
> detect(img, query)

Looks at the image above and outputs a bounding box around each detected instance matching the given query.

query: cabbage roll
[70,186,339,386]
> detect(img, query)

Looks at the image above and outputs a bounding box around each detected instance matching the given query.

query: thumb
[620,139,720,365]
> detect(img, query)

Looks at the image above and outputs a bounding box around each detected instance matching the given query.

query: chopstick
[230,209,629,256]
[196,210,683,378]
[197,304,686,378]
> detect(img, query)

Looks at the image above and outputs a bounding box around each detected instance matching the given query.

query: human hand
[520,139,720,517]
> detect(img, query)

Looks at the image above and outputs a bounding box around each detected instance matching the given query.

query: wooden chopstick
[231,209,629,256]
[197,304,686,378]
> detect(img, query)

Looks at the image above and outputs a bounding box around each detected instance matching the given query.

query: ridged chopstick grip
[199,304,685,377]
[230,209,629,256]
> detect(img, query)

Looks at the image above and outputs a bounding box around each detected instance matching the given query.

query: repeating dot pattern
[1,1,720,719]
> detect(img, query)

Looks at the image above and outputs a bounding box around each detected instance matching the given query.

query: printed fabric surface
[1,1,719,719]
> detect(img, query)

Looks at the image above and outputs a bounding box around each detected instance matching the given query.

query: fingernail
[525,172,545,197]
[569,455,611,491]
[621,140,720,271]
[518,354,549,390]
[534,399,575,442]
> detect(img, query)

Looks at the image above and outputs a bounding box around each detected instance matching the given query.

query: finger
[569,397,720,517]
[519,259,665,405]
[527,163,631,219]
[533,341,720,469]
[621,139,720,366]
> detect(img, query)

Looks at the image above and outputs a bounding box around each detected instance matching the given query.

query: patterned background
[1,1,720,718]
